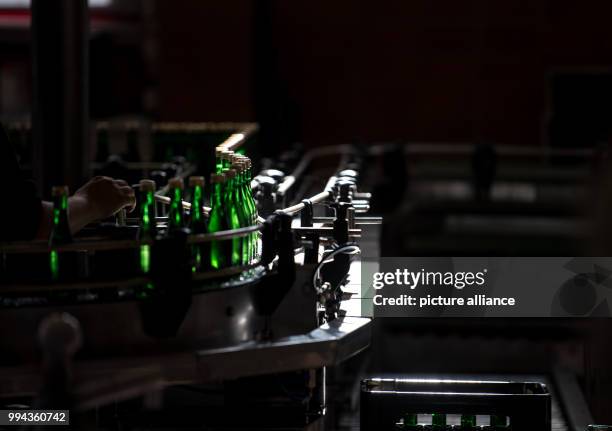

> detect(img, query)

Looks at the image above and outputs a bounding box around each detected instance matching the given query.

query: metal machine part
[0,138,379,431]
[361,378,551,431]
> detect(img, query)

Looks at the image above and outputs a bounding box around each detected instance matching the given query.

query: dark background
[2,0,612,149]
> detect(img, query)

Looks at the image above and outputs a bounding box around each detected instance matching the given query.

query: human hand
[72,176,136,221]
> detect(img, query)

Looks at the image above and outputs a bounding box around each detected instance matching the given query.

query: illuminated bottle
[461,414,477,428]
[139,180,157,239]
[166,177,186,235]
[221,150,234,172]
[244,158,259,258]
[224,169,243,265]
[188,176,207,233]
[491,415,509,429]
[232,159,253,263]
[188,176,208,271]
[403,413,418,429]
[49,186,72,245]
[49,185,72,281]
[234,155,255,224]
[215,148,224,173]
[208,173,230,269]
[431,413,446,429]
[138,179,157,275]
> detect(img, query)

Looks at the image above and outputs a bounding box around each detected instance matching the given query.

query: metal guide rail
[0,184,360,298]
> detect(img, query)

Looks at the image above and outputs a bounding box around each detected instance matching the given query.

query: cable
[312,243,361,292]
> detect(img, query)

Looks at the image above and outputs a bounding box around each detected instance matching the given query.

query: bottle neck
[50,192,72,244]
[168,186,184,228]
[215,155,223,173]
[140,190,156,237]
[212,182,224,207]
[190,185,204,223]
[226,177,234,196]
[52,194,68,226]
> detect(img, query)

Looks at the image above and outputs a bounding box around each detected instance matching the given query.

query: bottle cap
[188,176,205,187]
[231,154,244,163]
[225,169,237,179]
[139,179,156,192]
[262,169,284,178]
[51,185,69,196]
[168,177,184,189]
[210,173,226,184]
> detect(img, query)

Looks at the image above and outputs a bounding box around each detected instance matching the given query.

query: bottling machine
[0,123,610,430]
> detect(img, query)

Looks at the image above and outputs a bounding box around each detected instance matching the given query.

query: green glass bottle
[138,179,157,275]
[224,169,243,266]
[491,415,508,428]
[431,413,446,429]
[215,148,224,173]
[188,176,208,271]
[49,185,72,281]
[221,150,234,172]
[49,186,72,245]
[208,173,230,269]
[166,177,186,235]
[189,176,207,233]
[244,158,259,258]
[235,156,256,224]
[232,159,252,263]
[461,414,477,428]
[403,413,418,428]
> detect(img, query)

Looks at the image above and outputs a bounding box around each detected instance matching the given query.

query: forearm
[35,197,96,240]
[67,195,95,234]
[34,176,135,241]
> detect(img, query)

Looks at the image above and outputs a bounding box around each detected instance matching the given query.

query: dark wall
[155,0,255,122]
[155,0,612,147]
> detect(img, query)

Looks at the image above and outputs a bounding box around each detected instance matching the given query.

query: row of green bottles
[155,176,212,272]
[208,173,231,269]
[225,169,244,265]
[232,156,258,262]
[135,146,259,273]
[211,148,259,266]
